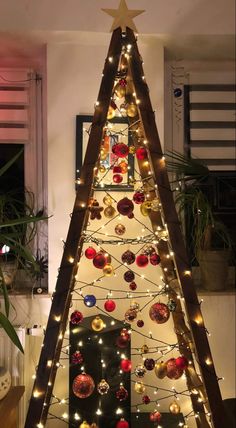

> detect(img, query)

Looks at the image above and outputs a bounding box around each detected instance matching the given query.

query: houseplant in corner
[0,149,48,352]
[166,151,233,291]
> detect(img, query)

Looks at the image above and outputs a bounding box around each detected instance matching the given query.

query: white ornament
[0,367,11,400]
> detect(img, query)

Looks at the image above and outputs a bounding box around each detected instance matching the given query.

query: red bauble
[129,281,137,290]
[120,359,132,372]
[122,250,136,265]
[104,299,116,312]
[113,174,123,184]
[112,143,129,158]
[116,420,129,428]
[93,252,107,269]
[117,197,134,216]
[113,166,122,173]
[137,319,144,327]
[116,386,128,401]
[136,254,149,267]
[166,358,184,379]
[120,328,131,340]
[70,310,83,325]
[142,395,151,404]
[149,302,170,324]
[133,191,145,204]
[127,212,134,219]
[136,147,148,160]
[85,247,97,259]
[72,373,95,398]
[124,270,135,282]
[149,253,161,265]
[150,411,162,422]
[116,336,129,349]
[175,356,189,370]
[144,358,155,371]
[71,351,83,365]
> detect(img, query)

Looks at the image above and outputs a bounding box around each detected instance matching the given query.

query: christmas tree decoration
[129,145,136,154]
[100,147,109,161]
[103,195,113,206]
[124,308,137,322]
[113,173,123,184]
[120,359,132,372]
[104,299,116,312]
[136,319,144,327]
[129,300,139,310]
[99,164,106,174]
[144,358,155,371]
[114,81,126,98]
[103,264,114,277]
[169,400,181,414]
[149,302,170,324]
[91,316,105,332]
[89,199,103,220]
[167,298,177,312]
[70,310,84,325]
[123,270,135,282]
[126,103,138,117]
[166,358,184,380]
[129,281,137,290]
[175,355,189,370]
[113,165,122,174]
[72,373,95,399]
[79,421,90,428]
[134,381,146,394]
[107,104,116,119]
[115,223,126,235]
[140,200,152,216]
[93,253,107,269]
[71,351,83,365]
[97,379,110,395]
[154,361,167,379]
[118,160,128,173]
[121,250,136,265]
[133,191,145,204]
[85,247,97,259]
[112,142,129,158]
[142,395,151,404]
[149,252,161,266]
[116,335,129,349]
[84,295,97,307]
[104,205,116,218]
[136,253,149,267]
[117,197,134,216]
[141,344,149,354]
[149,411,162,422]
[115,419,129,428]
[136,147,148,160]
[116,386,128,401]
[134,365,146,378]
[90,424,99,428]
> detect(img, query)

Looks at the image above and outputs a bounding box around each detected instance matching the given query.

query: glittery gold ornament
[99,165,106,173]
[103,264,114,277]
[130,300,139,310]
[107,105,116,119]
[169,401,181,414]
[80,422,90,428]
[126,103,138,118]
[134,381,146,394]
[114,82,126,99]
[129,145,136,154]
[141,344,149,354]
[97,379,110,395]
[100,148,108,160]
[140,201,152,216]
[104,206,116,218]
[103,195,113,206]
[155,361,168,379]
[91,316,105,332]
[119,160,128,173]
[115,223,126,235]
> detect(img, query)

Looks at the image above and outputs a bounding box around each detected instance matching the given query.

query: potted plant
[0,149,48,352]
[166,151,233,291]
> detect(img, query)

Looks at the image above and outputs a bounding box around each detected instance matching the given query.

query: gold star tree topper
[102,0,145,33]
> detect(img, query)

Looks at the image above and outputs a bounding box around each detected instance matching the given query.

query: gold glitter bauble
[155,361,168,379]
[115,223,126,235]
[114,82,126,99]
[100,148,108,160]
[99,165,106,173]
[104,206,116,218]
[119,160,128,173]
[129,145,136,154]
[169,401,181,414]
[140,201,152,216]
[126,103,138,118]
[80,422,90,428]
[103,195,113,206]
[130,300,139,310]
[103,264,114,277]
[107,105,116,119]
[91,316,105,332]
[141,344,149,354]
[134,381,146,394]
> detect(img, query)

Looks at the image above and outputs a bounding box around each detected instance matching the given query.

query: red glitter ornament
[70,310,83,325]
[104,299,116,312]
[112,143,129,158]
[120,328,131,340]
[85,247,97,259]
[117,197,134,216]
[120,359,132,372]
[149,253,161,265]
[93,252,107,269]
[127,212,134,219]
[116,420,129,428]
[136,147,148,160]
[72,373,95,398]
[71,351,83,365]
[116,386,128,401]
[119,78,127,87]
[113,166,122,173]
[149,302,170,324]
[113,174,123,184]
[175,356,189,370]
[144,358,155,371]
[142,395,151,404]
[137,319,144,327]
[116,336,129,349]
[121,250,136,265]
[166,358,184,379]
[150,411,162,422]
[124,271,135,282]
[133,191,145,204]
[136,254,149,267]
[129,281,137,291]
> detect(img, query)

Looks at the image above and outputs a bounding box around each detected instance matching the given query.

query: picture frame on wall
[75,115,134,191]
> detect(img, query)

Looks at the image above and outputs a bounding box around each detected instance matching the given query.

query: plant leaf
[0,148,24,178]
[0,312,24,353]
[0,266,10,317]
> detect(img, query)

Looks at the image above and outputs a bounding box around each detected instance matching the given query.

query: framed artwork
[76,115,134,191]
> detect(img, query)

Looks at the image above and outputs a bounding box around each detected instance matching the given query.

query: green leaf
[0,266,10,317]
[0,148,24,178]
[0,312,24,353]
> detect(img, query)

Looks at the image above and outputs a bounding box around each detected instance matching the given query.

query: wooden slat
[0,90,28,103]
[0,128,29,140]
[190,102,236,110]
[190,110,236,121]
[190,92,235,103]
[0,109,28,121]
[190,121,235,129]
[189,84,236,91]
[191,128,235,140]
[189,140,236,148]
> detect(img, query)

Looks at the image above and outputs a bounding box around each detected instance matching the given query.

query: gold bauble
[140,201,151,216]
[104,206,116,218]
[130,300,139,310]
[155,361,168,379]
[129,145,136,154]
[103,195,113,206]
[134,381,146,394]
[99,165,106,174]
[103,264,114,277]
[107,105,116,119]
[141,344,149,354]
[169,401,181,414]
[119,160,128,173]
[100,148,108,160]
[114,82,126,99]
[91,316,105,332]
[80,422,90,428]
[126,103,138,118]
